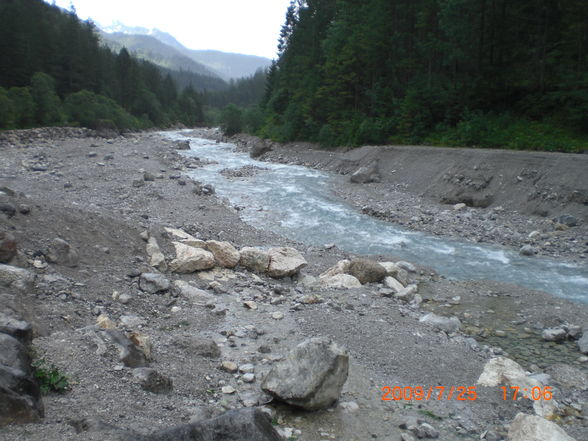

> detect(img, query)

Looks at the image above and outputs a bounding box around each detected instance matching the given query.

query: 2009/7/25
[381,386,477,401]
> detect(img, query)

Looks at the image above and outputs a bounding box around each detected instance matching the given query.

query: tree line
[0,0,204,130]
[257,0,588,151]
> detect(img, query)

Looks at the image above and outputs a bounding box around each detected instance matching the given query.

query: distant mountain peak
[97,21,271,80]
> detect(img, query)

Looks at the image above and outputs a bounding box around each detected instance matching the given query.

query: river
[165,132,588,304]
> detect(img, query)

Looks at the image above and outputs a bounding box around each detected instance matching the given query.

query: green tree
[7,87,36,127]
[0,86,16,128]
[220,104,243,136]
[30,72,62,124]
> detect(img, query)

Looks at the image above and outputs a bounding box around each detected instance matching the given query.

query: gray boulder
[175,140,191,150]
[137,408,282,441]
[261,337,349,411]
[350,162,381,184]
[554,214,579,227]
[347,258,387,284]
[0,264,35,291]
[250,140,272,158]
[139,273,171,294]
[0,365,44,426]
[46,238,79,267]
[542,328,567,342]
[0,334,30,373]
[132,368,173,394]
[519,245,537,256]
[0,310,32,344]
[577,332,588,354]
[239,247,270,273]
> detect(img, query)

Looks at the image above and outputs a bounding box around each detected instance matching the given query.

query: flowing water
[166,132,588,304]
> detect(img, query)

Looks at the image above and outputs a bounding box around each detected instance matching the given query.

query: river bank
[216,129,588,264]
[0,128,587,440]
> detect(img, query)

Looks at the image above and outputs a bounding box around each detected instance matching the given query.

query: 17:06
[500,386,553,401]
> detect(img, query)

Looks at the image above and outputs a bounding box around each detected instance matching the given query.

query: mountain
[98,22,272,80]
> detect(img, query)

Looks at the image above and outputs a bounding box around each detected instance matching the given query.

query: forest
[0,0,208,130]
[259,0,588,151]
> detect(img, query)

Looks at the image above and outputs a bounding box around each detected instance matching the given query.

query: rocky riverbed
[1,127,587,441]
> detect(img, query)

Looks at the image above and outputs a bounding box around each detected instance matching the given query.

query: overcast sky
[48,0,292,59]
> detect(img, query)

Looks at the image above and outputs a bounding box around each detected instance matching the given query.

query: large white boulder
[507,413,576,441]
[319,273,362,289]
[206,240,240,268]
[169,242,215,273]
[267,247,307,278]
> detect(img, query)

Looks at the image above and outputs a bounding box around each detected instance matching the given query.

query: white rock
[242,373,255,383]
[0,264,35,291]
[173,280,213,304]
[221,386,236,394]
[271,312,284,320]
[384,276,404,292]
[206,240,240,268]
[319,260,350,279]
[319,273,362,289]
[419,312,460,333]
[267,247,307,278]
[477,357,559,418]
[453,203,467,211]
[146,236,166,270]
[507,413,576,441]
[169,242,215,273]
[238,247,270,273]
[396,284,418,301]
[396,261,417,273]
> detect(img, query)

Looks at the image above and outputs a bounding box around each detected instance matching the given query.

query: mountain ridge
[98,22,272,80]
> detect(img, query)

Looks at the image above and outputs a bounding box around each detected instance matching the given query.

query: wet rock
[267,247,307,278]
[169,242,215,273]
[132,368,173,394]
[261,337,349,411]
[542,327,567,342]
[347,258,387,284]
[46,238,79,267]
[397,261,417,273]
[506,413,576,441]
[519,245,537,256]
[350,162,381,184]
[138,408,282,441]
[250,140,272,158]
[206,240,240,268]
[554,214,579,227]
[319,273,362,289]
[146,236,167,271]
[0,265,34,291]
[419,313,461,333]
[239,247,270,273]
[202,184,215,195]
[0,232,17,263]
[175,140,191,150]
[139,273,170,294]
[546,364,588,391]
[0,365,44,426]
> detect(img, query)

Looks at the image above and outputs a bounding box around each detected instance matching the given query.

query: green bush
[0,87,16,128]
[7,87,36,127]
[64,89,140,130]
[32,359,70,395]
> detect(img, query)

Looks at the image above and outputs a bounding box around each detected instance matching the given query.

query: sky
[47,0,293,59]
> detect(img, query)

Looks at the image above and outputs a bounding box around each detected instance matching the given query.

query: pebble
[221,361,238,373]
[271,311,284,320]
[221,386,236,394]
[242,373,255,383]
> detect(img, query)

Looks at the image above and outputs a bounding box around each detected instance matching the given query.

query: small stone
[221,361,238,373]
[96,315,117,329]
[520,245,537,256]
[542,327,567,342]
[271,312,284,320]
[222,386,236,394]
[132,368,173,394]
[453,203,467,210]
[242,373,255,383]
[243,301,257,310]
[239,364,255,374]
[119,293,132,304]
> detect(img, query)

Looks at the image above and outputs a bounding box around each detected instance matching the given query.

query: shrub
[32,359,70,394]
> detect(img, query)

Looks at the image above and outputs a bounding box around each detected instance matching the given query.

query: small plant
[419,409,443,420]
[32,359,70,394]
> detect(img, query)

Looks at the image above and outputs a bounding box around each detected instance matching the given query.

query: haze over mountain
[99,21,272,81]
